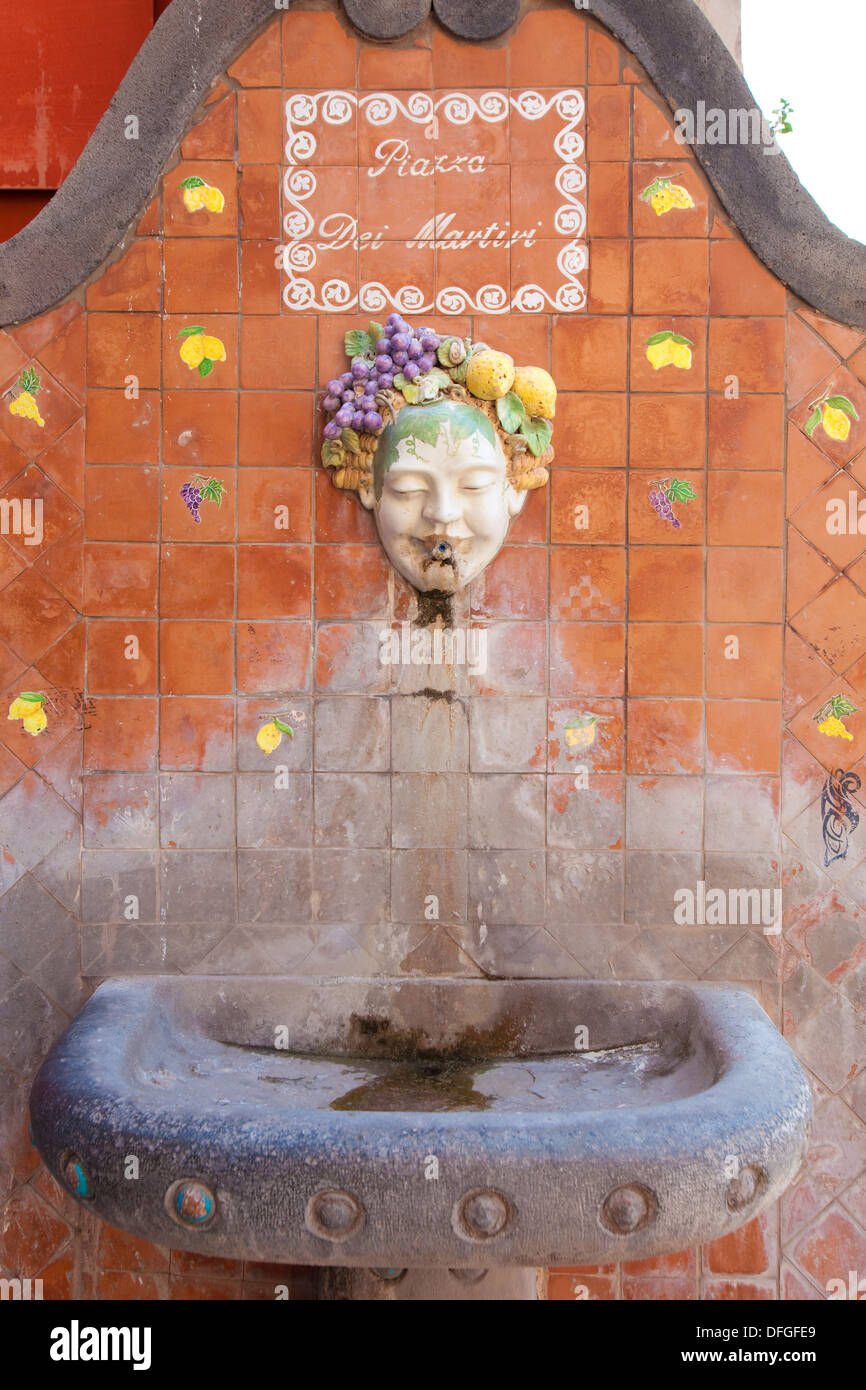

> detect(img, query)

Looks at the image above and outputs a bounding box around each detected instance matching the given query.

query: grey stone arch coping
[0,0,864,330]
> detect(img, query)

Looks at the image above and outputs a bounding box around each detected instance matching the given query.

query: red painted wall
[0,0,168,238]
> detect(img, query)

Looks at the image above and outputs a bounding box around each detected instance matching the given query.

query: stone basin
[29,976,811,1269]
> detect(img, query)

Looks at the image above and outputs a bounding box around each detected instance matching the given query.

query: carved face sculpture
[358,399,528,593]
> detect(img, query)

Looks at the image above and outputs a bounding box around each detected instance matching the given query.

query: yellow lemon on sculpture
[201,185,225,213]
[201,335,226,363]
[466,349,515,400]
[822,405,851,441]
[256,721,283,754]
[646,338,673,370]
[512,366,557,420]
[180,334,206,369]
[22,707,48,736]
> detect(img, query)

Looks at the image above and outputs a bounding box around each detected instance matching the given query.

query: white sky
[741,0,866,242]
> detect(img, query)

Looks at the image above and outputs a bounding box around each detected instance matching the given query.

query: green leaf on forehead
[179,176,206,188]
[177,325,205,338]
[19,692,45,702]
[374,398,497,502]
[497,392,527,435]
[341,427,361,454]
[345,330,372,358]
[519,417,552,457]
[274,719,294,736]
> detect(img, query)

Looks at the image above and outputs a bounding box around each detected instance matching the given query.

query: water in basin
[139,1036,713,1114]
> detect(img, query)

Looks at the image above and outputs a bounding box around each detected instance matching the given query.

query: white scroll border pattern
[280,89,587,315]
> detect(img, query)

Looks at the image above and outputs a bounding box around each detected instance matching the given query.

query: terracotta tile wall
[0,1,863,1300]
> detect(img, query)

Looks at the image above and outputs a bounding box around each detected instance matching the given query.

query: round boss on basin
[305,1188,365,1242]
[453,1189,513,1242]
[165,1178,217,1229]
[600,1183,659,1236]
[726,1164,767,1213]
[60,1152,92,1200]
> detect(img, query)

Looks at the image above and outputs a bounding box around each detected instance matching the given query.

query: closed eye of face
[388,476,428,496]
[459,470,499,492]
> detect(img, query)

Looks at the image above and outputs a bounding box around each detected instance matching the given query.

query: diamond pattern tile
[798,308,865,361]
[0,664,80,769]
[786,314,840,408]
[0,570,76,666]
[786,529,836,618]
[0,435,28,491]
[789,367,866,469]
[34,525,84,611]
[791,472,866,571]
[790,994,866,1092]
[790,576,866,674]
[788,677,866,773]
[783,631,833,722]
[784,792,864,887]
[0,538,25,591]
[0,365,82,459]
[0,771,78,872]
[35,417,84,509]
[790,1205,866,1293]
[850,344,866,389]
[0,465,82,564]
[786,425,836,517]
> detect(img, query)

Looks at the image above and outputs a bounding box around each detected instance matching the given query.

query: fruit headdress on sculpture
[319,315,556,496]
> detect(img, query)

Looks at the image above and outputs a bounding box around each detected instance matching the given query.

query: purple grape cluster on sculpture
[321,313,442,442]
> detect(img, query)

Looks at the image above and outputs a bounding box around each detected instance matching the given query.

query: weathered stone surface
[30,976,812,1267]
[159,773,236,850]
[392,696,468,773]
[81,850,158,925]
[433,0,520,41]
[343,0,430,41]
[314,773,390,849]
[238,773,313,849]
[313,697,390,772]
[469,774,545,849]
